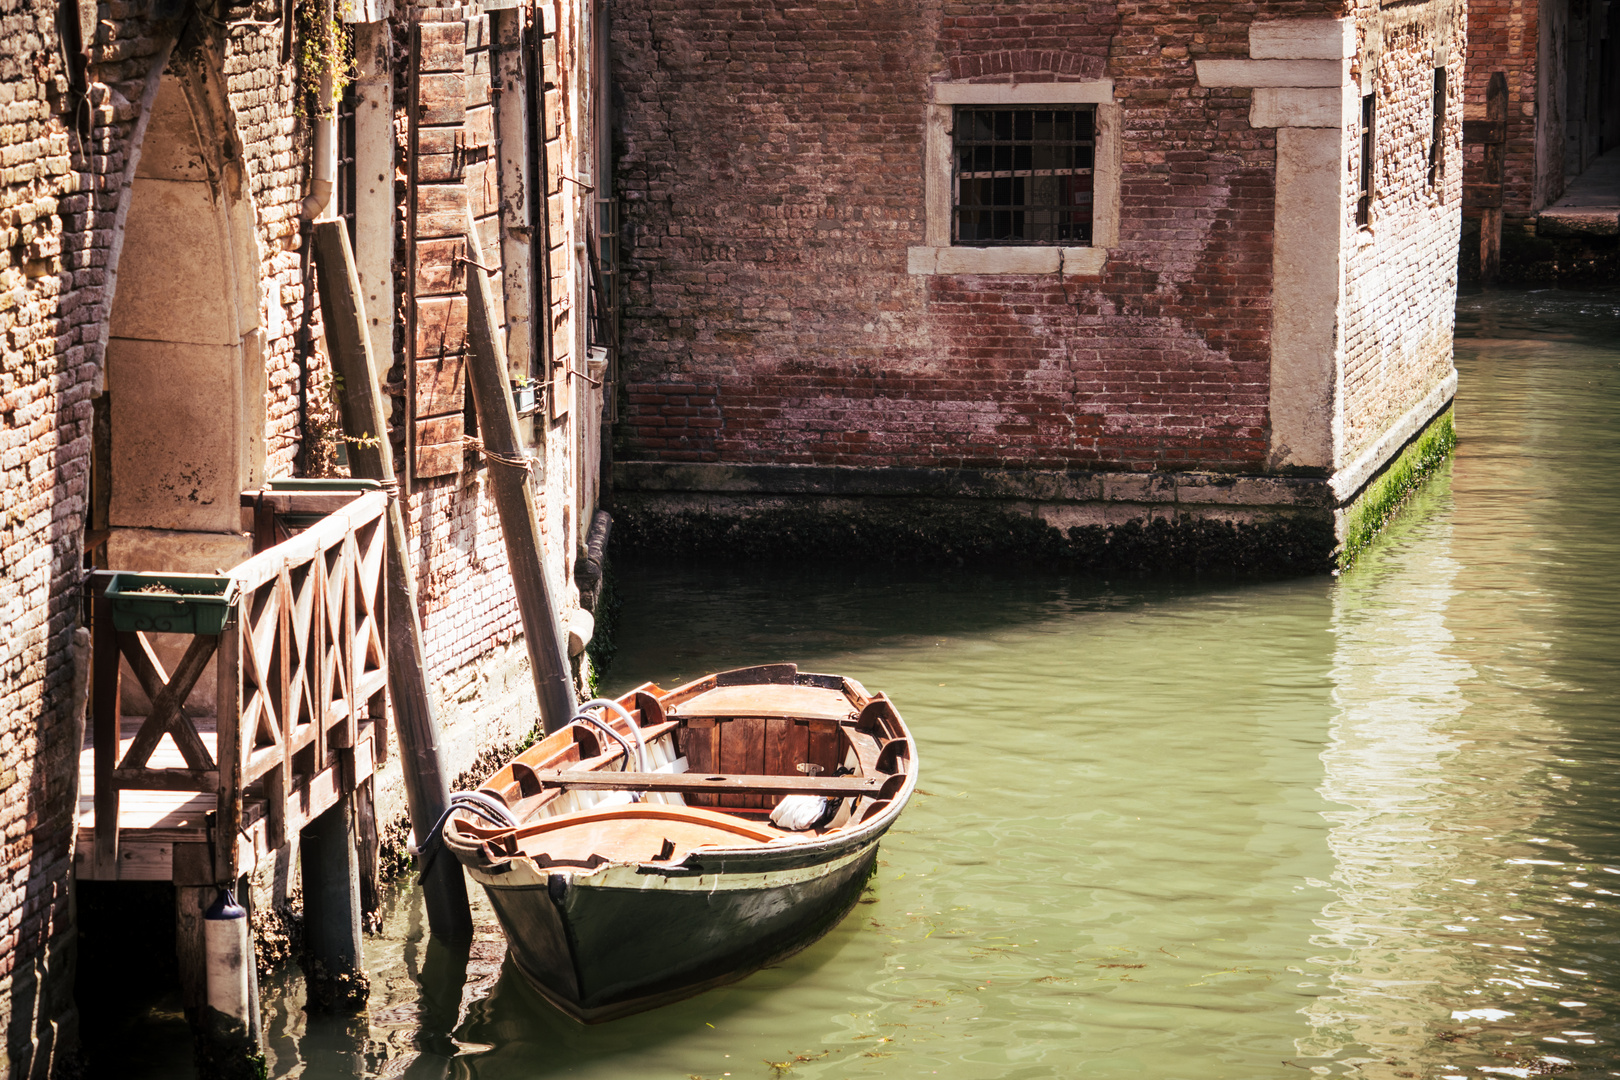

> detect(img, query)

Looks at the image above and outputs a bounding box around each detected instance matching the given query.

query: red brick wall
[0,3,590,1068]
[613,0,1347,475]
[1461,0,1543,227]
[0,6,174,1071]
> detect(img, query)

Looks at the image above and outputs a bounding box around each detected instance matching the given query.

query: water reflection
[242,289,1619,1080]
[1301,475,1491,1075]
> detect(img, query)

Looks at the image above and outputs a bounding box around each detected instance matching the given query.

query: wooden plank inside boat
[672,682,855,721]
[525,770,882,797]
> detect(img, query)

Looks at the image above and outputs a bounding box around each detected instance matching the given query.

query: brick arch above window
[936,50,1107,85]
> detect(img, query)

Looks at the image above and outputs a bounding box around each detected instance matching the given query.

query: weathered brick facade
[610,1,1462,561]
[0,0,608,1070]
[1460,0,1619,234]
[1461,0,1544,230]
[1342,0,1466,462]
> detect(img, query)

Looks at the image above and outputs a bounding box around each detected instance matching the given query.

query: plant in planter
[511,377,538,414]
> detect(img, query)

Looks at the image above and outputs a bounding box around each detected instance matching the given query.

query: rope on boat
[572,697,649,772]
[567,699,648,802]
[416,699,649,879]
[415,790,522,882]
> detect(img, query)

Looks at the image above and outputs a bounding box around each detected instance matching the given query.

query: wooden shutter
[407,16,469,480]
[536,18,570,418]
[406,12,510,481]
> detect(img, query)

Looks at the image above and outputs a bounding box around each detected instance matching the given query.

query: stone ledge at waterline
[610,462,1340,574]
[611,416,1459,576]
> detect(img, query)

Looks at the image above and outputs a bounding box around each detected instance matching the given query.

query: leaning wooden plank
[526,771,883,798]
[462,211,577,736]
[310,219,473,944]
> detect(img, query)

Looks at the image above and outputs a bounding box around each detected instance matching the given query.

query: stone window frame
[909,81,1121,276]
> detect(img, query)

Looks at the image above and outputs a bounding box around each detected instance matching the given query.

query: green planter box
[105,573,240,635]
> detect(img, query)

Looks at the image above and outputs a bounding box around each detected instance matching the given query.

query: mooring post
[300,797,369,1011]
[462,211,578,735]
[177,884,266,1080]
[310,220,474,942]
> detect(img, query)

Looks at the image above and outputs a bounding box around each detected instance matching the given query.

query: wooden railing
[84,489,390,884]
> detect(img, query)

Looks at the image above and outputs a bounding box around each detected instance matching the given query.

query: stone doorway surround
[101,53,266,580]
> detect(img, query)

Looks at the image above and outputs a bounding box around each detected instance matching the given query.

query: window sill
[907,245,1106,276]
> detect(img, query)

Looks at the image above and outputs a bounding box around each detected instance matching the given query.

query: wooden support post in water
[1480,71,1507,283]
[311,220,474,943]
[462,212,578,735]
[300,797,369,1011]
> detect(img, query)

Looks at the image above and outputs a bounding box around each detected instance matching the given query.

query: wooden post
[1480,71,1507,283]
[462,212,578,735]
[300,797,369,1011]
[89,578,120,879]
[310,220,474,943]
[214,624,242,885]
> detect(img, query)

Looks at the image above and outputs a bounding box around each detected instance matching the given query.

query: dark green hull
[479,839,880,1023]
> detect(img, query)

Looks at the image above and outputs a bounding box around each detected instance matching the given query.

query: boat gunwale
[445,667,918,876]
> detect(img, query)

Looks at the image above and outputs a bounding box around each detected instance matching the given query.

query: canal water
[246,287,1618,1079]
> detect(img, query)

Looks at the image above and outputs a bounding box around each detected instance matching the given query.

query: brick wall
[1461,0,1542,227]
[613,0,1348,476]
[395,0,588,683]
[219,5,310,478]
[0,3,173,1070]
[1340,0,1465,462]
[0,0,600,1069]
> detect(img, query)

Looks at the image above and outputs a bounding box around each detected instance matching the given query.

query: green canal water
[245,288,1618,1079]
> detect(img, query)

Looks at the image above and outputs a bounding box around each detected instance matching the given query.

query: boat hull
[475,838,880,1022]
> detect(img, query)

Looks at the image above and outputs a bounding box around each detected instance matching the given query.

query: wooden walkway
[78,488,390,887]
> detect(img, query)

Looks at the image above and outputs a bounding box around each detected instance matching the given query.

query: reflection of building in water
[1296,486,1484,1074]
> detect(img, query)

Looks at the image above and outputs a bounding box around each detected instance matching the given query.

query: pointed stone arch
[100,40,267,576]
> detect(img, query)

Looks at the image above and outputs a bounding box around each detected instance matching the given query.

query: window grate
[336,83,358,247]
[952,106,1095,246]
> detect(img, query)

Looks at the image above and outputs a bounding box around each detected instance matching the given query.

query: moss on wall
[1339,408,1457,571]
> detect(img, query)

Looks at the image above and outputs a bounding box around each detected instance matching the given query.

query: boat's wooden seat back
[680,716,844,809]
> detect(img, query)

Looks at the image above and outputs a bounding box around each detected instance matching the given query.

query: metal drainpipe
[296,0,338,475]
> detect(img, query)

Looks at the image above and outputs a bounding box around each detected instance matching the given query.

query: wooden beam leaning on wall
[1464,71,1509,283]
[310,220,474,943]
[462,211,578,736]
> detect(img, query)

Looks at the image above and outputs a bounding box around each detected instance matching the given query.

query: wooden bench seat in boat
[461,803,792,867]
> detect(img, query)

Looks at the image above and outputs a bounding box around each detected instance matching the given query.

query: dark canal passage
[228,288,1620,1078]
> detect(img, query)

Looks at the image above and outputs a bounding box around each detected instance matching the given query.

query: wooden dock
[78,488,391,889]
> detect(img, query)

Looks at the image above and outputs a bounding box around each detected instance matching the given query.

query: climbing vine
[295,0,356,118]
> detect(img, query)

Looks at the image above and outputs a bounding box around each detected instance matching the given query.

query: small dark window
[953,106,1095,246]
[1428,68,1447,186]
[1356,93,1376,226]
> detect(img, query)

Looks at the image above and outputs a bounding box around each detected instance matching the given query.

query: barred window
[952,106,1095,246]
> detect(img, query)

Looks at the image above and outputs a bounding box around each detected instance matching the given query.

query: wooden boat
[440,663,917,1023]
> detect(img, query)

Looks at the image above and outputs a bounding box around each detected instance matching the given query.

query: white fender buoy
[567,608,595,656]
[204,888,252,1026]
